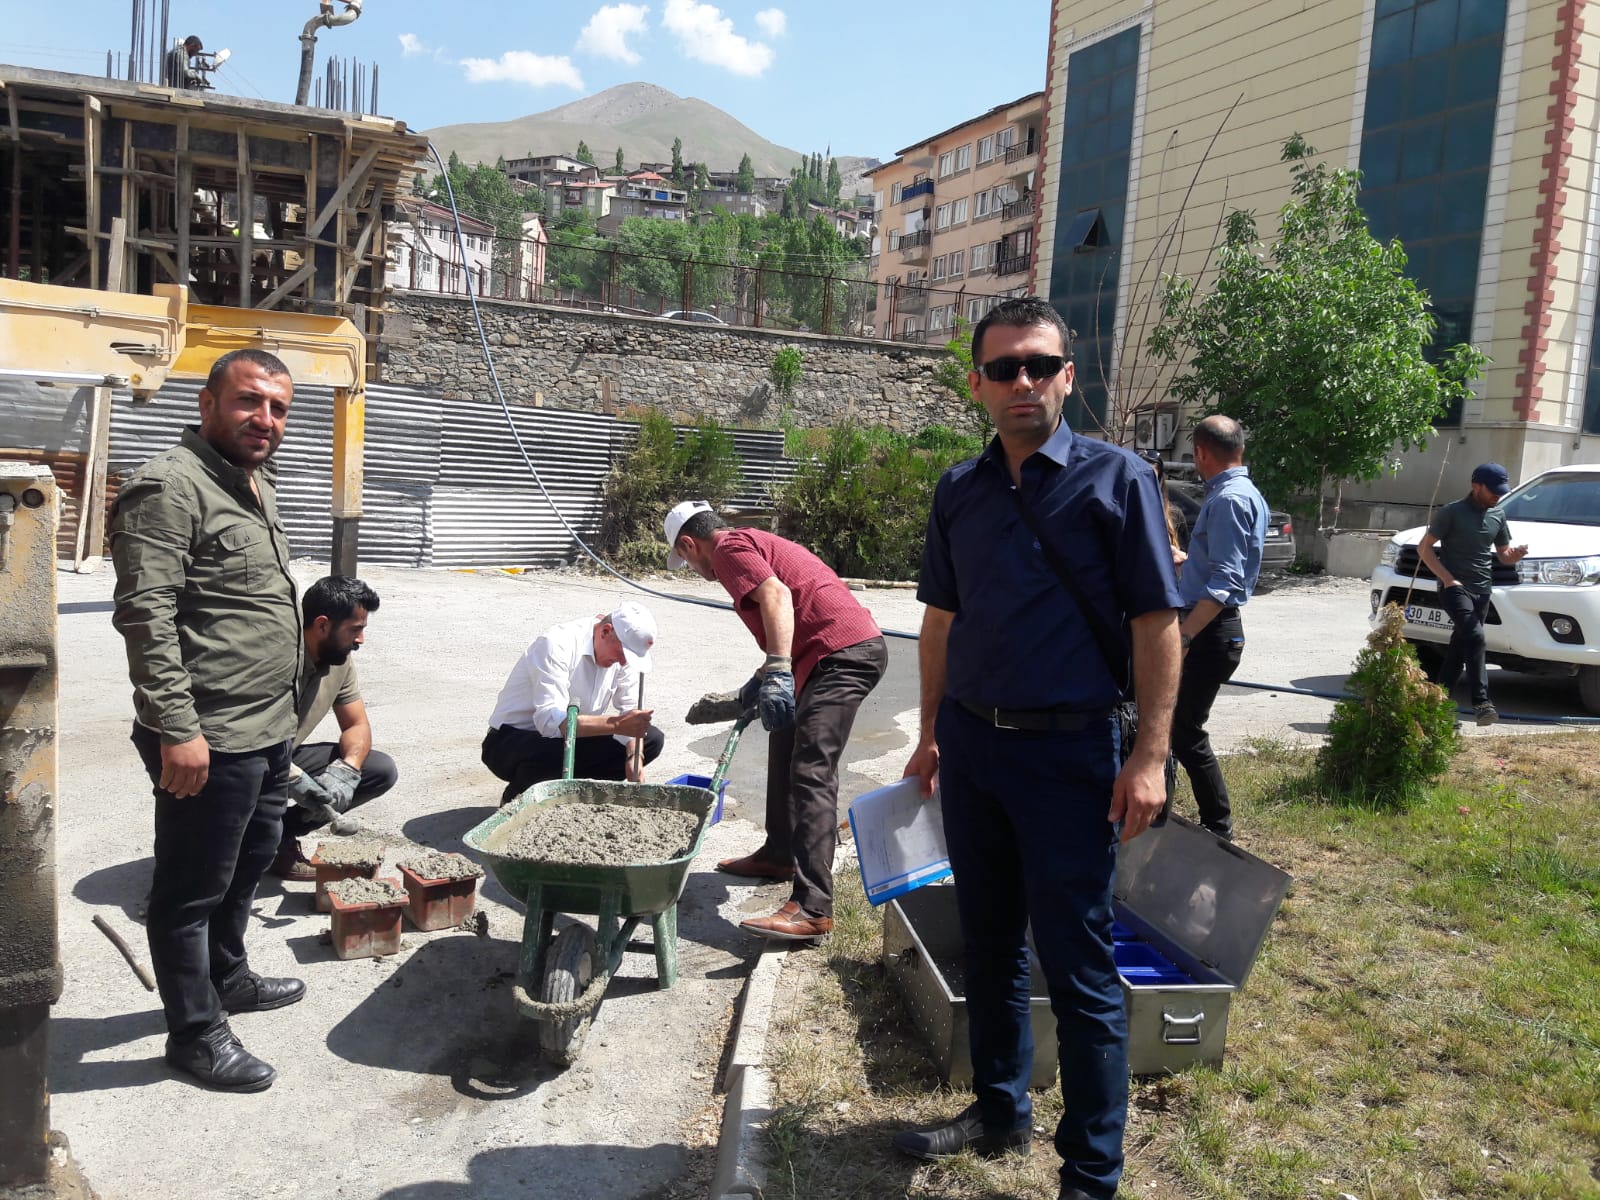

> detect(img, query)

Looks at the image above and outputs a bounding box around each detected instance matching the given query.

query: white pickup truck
[1368,464,1600,713]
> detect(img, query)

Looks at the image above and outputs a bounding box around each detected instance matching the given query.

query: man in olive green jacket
[111,348,306,1093]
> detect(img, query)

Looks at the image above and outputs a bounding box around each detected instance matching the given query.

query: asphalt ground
[42,563,1586,1200]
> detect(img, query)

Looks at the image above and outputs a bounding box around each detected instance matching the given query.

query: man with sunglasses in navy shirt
[895,296,1182,1200]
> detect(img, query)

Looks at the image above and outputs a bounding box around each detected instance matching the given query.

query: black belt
[959,699,1110,732]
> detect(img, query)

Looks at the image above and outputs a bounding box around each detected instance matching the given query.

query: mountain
[423,82,876,192]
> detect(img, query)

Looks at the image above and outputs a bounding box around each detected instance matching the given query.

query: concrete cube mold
[310,848,381,913]
[326,878,405,960]
[398,863,480,931]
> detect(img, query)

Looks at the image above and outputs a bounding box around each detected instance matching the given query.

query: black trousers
[758,637,888,918]
[481,722,665,804]
[1172,608,1245,837]
[131,722,290,1042]
[1435,585,1492,706]
[280,744,401,843]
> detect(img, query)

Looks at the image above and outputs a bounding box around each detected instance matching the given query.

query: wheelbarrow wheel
[538,923,599,1066]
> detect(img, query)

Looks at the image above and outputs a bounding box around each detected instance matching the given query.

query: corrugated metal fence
[4,377,795,567]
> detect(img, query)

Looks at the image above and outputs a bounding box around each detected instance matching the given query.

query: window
[873,189,884,213]
[975,189,993,218]
[1049,24,1141,430]
[970,242,989,271]
[871,235,882,257]
[932,255,947,280]
[949,249,965,277]
[1062,208,1108,252]
[935,203,953,229]
[903,320,921,339]
[968,296,988,323]
[977,135,995,164]
[955,145,972,172]
[889,230,901,250]
[938,151,955,177]
[891,181,903,204]
[953,197,969,224]
[1359,0,1505,427]
[997,126,1016,150]
[930,305,950,332]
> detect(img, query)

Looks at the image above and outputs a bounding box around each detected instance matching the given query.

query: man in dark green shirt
[111,348,306,1093]
[1417,462,1529,725]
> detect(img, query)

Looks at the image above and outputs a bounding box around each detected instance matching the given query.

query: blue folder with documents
[847,777,952,905]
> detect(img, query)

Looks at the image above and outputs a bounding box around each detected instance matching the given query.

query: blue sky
[1,1,1050,162]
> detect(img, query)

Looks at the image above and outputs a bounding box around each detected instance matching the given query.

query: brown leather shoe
[740,901,832,941]
[268,838,316,883]
[716,852,795,881]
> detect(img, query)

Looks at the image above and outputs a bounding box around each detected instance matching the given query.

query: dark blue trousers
[936,698,1127,1200]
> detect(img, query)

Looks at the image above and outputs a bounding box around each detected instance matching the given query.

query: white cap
[663,500,714,570]
[608,601,656,671]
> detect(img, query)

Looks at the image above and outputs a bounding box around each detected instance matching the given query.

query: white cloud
[754,8,786,38]
[577,4,651,64]
[460,51,585,89]
[660,0,774,76]
[398,33,426,56]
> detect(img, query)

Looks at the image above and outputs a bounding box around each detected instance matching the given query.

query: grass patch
[763,732,1600,1199]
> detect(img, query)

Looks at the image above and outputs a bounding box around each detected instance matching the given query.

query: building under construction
[0,62,429,363]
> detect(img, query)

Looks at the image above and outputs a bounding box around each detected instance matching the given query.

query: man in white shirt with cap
[480,602,661,805]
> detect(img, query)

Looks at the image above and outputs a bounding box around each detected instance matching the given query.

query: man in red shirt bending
[665,500,887,940]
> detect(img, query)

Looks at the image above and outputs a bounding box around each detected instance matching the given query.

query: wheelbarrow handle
[709,709,756,796]
[562,703,579,780]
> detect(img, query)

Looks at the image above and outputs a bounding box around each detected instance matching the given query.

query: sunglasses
[974,355,1067,383]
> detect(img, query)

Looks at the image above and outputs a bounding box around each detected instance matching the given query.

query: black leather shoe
[165,1023,276,1093]
[219,972,306,1014]
[892,1102,1031,1160]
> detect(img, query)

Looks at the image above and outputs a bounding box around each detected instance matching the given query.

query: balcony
[996,252,1031,277]
[1001,193,1036,224]
[900,178,935,204]
[898,228,932,261]
[1003,137,1039,176]
[895,284,930,314]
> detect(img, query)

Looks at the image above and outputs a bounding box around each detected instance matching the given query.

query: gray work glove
[737,670,763,713]
[288,766,335,812]
[313,759,363,814]
[758,669,796,732]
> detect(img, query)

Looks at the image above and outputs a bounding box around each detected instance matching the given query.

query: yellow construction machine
[0,275,367,1190]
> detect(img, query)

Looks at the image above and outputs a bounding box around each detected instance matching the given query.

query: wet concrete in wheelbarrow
[503,804,702,867]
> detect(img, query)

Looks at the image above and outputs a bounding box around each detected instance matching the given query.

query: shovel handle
[709,709,756,795]
[562,703,579,780]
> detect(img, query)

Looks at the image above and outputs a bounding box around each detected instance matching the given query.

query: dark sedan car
[1165,480,1294,573]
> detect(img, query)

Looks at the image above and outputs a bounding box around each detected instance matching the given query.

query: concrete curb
[709,943,788,1199]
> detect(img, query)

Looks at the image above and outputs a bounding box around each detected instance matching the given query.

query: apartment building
[504,154,596,188]
[1035,0,1599,509]
[864,93,1043,343]
[387,198,494,295]
[598,171,690,234]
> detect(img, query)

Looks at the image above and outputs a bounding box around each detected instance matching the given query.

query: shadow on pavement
[372,1142,692,1200]
[50,1009,168,1093]
[402,805,497,855]
[71,857,154,925]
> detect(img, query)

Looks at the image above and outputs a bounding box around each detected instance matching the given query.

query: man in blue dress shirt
[893,296,1183,1200]
[1174,415,1269,840]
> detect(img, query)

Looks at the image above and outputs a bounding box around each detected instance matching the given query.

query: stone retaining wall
[379,291,977,433]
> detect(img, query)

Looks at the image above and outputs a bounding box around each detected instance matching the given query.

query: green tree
[694,161,710,193]
[1147,135,1486,519]
[932,319,991,434]
[671,137,685,187]
[614,146,625,173]
[575,140,595,165]
[826,156,841,206]
[736,153,755,194]
[1316,603,1460,808]
[426,157,531,285]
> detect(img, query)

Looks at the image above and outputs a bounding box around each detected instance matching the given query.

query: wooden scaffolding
[0,63,429,366]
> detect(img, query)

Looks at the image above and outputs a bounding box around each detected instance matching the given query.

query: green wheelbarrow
[464,704,753,1065]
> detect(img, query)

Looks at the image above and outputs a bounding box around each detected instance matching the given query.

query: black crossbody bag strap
[1008,486,1131,696]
